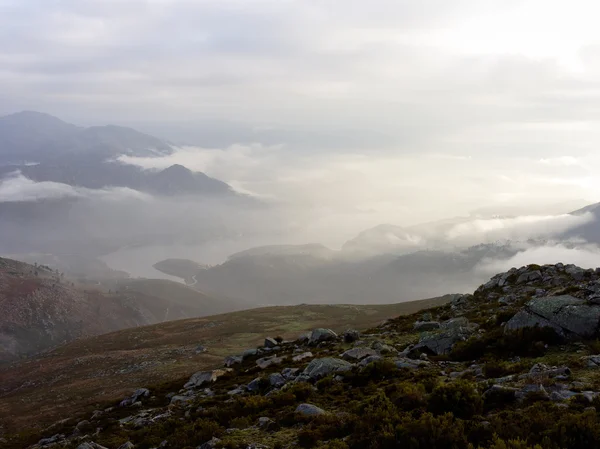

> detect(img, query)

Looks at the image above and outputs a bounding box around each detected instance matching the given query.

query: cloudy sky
[2,0,600,228]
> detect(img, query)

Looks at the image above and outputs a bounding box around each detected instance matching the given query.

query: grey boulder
[184,369,230,389]
[302,357,353,380]
[296,403,326,416]
[505,295,600,339]
[309,328,338,344]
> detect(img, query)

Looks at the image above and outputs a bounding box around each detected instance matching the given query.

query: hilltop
[8,263,600,448]
[0,296,451,438]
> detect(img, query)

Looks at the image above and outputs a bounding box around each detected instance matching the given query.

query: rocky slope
[0,257,236,362]
[12,262,600,449]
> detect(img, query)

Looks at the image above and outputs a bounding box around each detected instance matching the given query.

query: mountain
[5,263,600,448]
[0,111,171,163]
[0,111,236,197]
[341,224,426,257]
[0,257,241,362]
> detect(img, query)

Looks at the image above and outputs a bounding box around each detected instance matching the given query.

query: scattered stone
[264,337,278,348]
[516,384,549,402]
[292,352,313,362]
[224,355,243,367]
[77,443,108,449]
[371,341,395,354]
[522,363,571,380]
[343,329,360,343]
[184,369,230,389]
[117,443,135,449]
[358,355,383,367]
[582,355,600,368]
[227,387,245,396]
[38,434,65,446]
[281,367,300,379]
[120,388,150,407]
[256,356,284,369]
[257,417,280,431]
[269,372,286,388]
[198,438,221,449]
[242,348,259,359]
[296,403,326,416]
[195,345,207,354]
[340,347,378,361]
[395,358,429,369]
[247,378,262,393]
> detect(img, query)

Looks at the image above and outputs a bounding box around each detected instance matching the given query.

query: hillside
[0,257,238,363]
[0,295,452,437]
[7,264,600,448]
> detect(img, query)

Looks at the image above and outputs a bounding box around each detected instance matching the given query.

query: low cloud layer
[0,172,152,203]
[478,243,600,274]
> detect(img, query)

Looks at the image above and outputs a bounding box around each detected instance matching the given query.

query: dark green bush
[428,380,482,419]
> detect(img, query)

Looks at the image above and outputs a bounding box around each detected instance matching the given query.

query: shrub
[386,381,426,411]
[394,412,469,449]
[428,380,482,419]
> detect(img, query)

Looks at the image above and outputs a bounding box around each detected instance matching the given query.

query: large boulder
[413,323,475,355]
[505,295,600,339]
[309,328,338,344]
[302,357,353,380]
[184,369,230,389]
[120,388,150,407]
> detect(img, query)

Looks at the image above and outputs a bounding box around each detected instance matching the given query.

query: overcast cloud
[2,1,600,156]
[2,0,600,237]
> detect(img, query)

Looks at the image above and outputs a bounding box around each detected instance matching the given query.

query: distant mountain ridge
[0,111,235,197]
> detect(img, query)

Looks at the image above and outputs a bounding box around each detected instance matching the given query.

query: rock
[340,347,378,361]
[292,352,313,362]
[296,403,326,416]
[195,345,207,354]
[516,270,542,284]
[582,355,600,368]
[309,328,338,344]
[170,395,194,404]
[264,337,278,348]
[566,264,586,281]
[241,348,259,359]
[184,369,230,389]
[522,363,571,380]
[120,388,150,407]
[302,357,353,380]
[224,355,243,367]
[483,385,518,402]
[343,329,360,343]
[247,378,262,393]
[395,358,429,369]
[227,387,245,396]
[281,367,300,379]
[38,434,65,446]
[75,419,91,430]
[358,355,383,367]
[117,443,135,449]
[269,373,286,388]
[414,321,441,331]
[371,341,395,354]
[198,437,221,449]
[257,417,280,431]
[256,356,284,369]
[516,384,549,402]
[414,326,474,355]
[77,443,108,449]
[505,295,600,339]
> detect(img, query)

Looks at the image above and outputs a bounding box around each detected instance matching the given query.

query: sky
[2,0,600,228]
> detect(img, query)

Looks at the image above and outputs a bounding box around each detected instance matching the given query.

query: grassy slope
[0,295,451,433]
